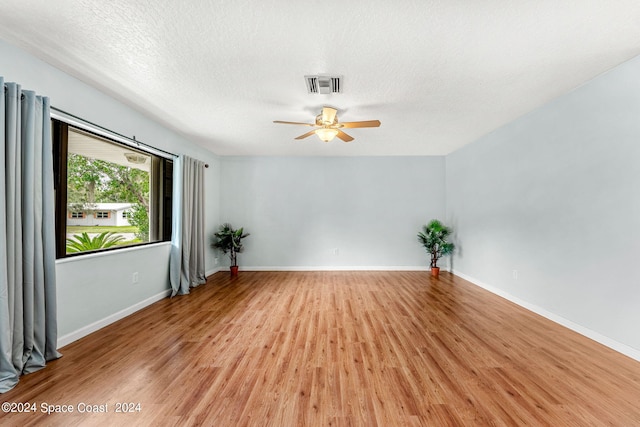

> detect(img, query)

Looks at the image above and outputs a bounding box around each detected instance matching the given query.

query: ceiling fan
[273,106,381,143]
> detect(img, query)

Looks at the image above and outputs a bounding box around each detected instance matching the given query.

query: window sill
[55,241,171,265]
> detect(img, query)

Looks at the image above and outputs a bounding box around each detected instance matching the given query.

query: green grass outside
[67,225,139,233]
[115,238,143,246]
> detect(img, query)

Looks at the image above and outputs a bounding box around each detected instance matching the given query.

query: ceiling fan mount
[274,106,380,143]
[315,112,338,127]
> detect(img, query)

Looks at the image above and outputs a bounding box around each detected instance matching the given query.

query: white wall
[446,55,640,355]
[55,244,171,344]
[1,39,221,343]
[220,156,445,269]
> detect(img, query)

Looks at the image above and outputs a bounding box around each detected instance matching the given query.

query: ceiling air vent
[305,74,342,94]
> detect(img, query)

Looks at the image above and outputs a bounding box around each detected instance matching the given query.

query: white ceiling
[1,1,640,156]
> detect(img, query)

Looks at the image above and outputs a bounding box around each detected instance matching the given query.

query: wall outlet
[214,257,219,265]
[332,248,339,255]
[512,270,518,280]
[132,272,139,284]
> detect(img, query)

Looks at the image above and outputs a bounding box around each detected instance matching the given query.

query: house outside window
[66,203,134,227]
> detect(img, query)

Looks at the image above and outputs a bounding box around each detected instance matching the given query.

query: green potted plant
[212,223,250,277]
[417,219,455,277]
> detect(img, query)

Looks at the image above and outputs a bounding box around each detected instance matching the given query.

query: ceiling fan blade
[322,107,337,124]
[294,129,319,140]
[273,120,316,127]
[336,130,354,142]
[339,120,381,128]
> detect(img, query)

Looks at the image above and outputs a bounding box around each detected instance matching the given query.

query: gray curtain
[0,78,60,393]
[169,155,206,296]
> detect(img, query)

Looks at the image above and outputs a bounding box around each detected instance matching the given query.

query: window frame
[52,116,174,259]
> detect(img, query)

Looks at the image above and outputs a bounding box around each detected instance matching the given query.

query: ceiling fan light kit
[274,106,380,143]
[316,128,339,142]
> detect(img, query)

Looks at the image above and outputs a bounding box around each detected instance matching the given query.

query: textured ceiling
[1,1,640,156]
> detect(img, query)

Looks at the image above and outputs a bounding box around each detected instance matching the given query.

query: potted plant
[212,223,250,277]
[417,219,455,277]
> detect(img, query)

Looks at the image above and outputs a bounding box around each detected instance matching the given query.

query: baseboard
[452,270,640,362]
[57,289,171,349]
[239,266,431,271]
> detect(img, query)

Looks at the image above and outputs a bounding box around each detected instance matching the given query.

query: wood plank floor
[2,271,640,426]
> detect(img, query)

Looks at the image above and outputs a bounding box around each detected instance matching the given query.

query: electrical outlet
[214,257,219,265]
[333,248,339,255]
[512,270,518,280]
[132,272,139,284]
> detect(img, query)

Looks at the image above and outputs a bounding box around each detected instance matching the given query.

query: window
[53,119,173,257]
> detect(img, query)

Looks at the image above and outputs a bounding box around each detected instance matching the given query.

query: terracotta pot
[230,266,239,277]
[431,267,440,277]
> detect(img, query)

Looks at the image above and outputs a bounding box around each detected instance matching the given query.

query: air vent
[305,74,342,94]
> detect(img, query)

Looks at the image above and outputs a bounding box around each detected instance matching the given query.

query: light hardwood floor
[2,271,640,426]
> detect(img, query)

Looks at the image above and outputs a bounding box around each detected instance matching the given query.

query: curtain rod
[50,106,209,168]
